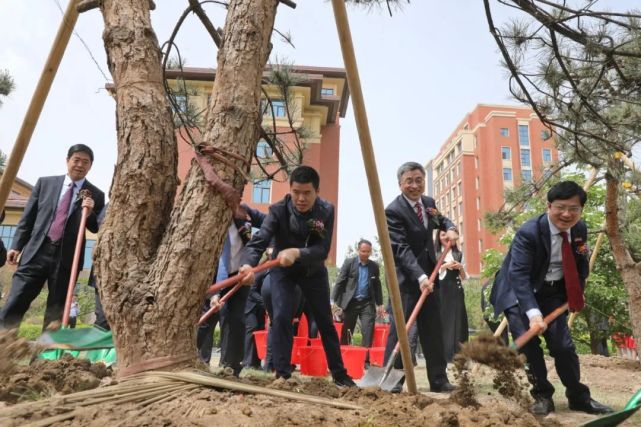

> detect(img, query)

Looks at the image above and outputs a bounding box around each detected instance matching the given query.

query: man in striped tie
[0,144,105,331]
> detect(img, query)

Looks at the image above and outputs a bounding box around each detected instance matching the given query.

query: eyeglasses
[550,204,582,214]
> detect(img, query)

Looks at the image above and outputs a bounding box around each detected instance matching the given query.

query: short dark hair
[67,144,94,163]
[290,165,320,190]
[357,239,372,249]
[547,181,587,206]
[397,162,425,183]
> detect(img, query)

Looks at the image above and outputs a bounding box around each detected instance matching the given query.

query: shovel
[582,389,641,427]
[198,258,280,325]
[358,242,452,390]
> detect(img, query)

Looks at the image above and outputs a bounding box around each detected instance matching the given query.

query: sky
[1,0,635,263]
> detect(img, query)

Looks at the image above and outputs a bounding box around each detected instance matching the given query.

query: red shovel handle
[513,302,569,350]
[392,241,453,353]
[198,258,280,325]
[62,205,91,327]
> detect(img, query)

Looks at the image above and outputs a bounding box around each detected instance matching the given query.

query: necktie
[414,202,424,227]
[559,231,585,312]
[48,182,74,242]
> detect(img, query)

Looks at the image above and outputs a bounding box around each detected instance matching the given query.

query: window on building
[477,218,481,231]
[459,202,463,217]
[256,140,272,158]
[458,182,462,197]
[456,142,462,153]
[518,124,530,146]
[252,180,271,204]
[459,222,464,236]
[321,87,335,96]
[503,168,513,181]
[476,197,480,209]
[173,95,188,113]
[457,162,461,176]
[501,147,511,160]
[542,148,552,163]
[479,239,483,253]
[520,149,531,167]
[475,177,480,190]
[500,127,509,137]
[522,170,533,183]
[475,156,479,168]
[0,225,16,249]
[262,99,286,117]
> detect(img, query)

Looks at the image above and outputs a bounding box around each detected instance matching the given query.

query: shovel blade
[357,366,386,388]
[356,365,406,391]
[380,368,405,392]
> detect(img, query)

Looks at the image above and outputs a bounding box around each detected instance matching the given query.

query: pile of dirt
[0,352,112,404]
[0,330,32,377]
[453,331,531,408]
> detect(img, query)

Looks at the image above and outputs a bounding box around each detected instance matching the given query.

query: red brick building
[169,66,350,264]
[426,104,559,276]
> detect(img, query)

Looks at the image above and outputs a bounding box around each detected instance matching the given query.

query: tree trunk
[95,0,278,375]
[604,174,641,360]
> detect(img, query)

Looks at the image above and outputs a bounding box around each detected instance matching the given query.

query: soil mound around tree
[0,338,112,405]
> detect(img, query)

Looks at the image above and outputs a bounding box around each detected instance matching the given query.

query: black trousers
[93,284,110,330]
[243,302,266,369]
[0,240,70,331]
[269,267,347,379]
[384,288,449,388]
[504,283,590,402]
[197,299,220,364]
[341,298,376,364]
[218,282,250,375]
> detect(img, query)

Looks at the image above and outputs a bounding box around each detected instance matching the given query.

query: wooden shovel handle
[62,205,90,327]
[513,303,569,350]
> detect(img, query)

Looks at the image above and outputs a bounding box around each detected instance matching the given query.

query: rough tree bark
[604,174,641,356]
[95,0,278,374]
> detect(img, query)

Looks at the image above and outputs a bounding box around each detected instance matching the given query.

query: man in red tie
[490,181,612,416]
[383,161,459,393]
[0,144,104,331]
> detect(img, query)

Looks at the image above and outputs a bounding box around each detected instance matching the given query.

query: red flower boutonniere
[307,219,326,238]
[425,207,441,227]
[575,239,589,256]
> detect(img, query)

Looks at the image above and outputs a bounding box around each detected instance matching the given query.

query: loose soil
[0,331,639,426]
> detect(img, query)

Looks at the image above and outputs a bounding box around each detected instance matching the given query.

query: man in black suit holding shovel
[0,144,104,331]
[383,161,457,393]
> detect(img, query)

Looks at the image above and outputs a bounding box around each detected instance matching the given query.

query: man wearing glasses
[490,181,612,416]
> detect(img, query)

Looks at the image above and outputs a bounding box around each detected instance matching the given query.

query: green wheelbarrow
[583,389,641,427]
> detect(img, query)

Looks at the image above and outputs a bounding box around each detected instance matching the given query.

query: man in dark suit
[332,239,384,355]
[199,204,265,372]
[0,144,105,330]
[239,165,355,387]
[384,161,458,393]
[490,181,612,416]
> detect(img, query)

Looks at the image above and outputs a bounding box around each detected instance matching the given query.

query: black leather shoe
[333,375,357,388]
[569,398,614,415]
[390,383,403,393]
[530,396,555,416]
[430,382,457,393]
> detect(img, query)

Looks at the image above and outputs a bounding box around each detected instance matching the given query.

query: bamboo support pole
[0,0,80,213]
[330,0,417,394]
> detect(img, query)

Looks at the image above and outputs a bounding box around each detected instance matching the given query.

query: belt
[543,279,565,287]
[44,236,61,246]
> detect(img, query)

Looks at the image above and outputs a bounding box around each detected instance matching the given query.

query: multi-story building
[167,66,350,264]
[426,104,559,276]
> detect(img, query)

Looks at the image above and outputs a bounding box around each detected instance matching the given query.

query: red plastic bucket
[373,324,390,347]
[334,322,343,339]
[299,346,328,377]
[297,313,309,338]
[340,345,368,379]
[369,347,385,367]
[291,336,307,365]
[253,330,268,360]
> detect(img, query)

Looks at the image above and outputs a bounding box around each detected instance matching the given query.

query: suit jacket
[12,175,105,269]
[332,256,382,310]
[386,194,455,294]
[490,214,589,317]
[241,194,334,277]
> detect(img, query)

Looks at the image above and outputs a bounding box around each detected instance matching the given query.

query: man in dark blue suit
[383,161,458,393]
[490,181,612,416]
[239,166,355,387]
[0,144,105,331]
